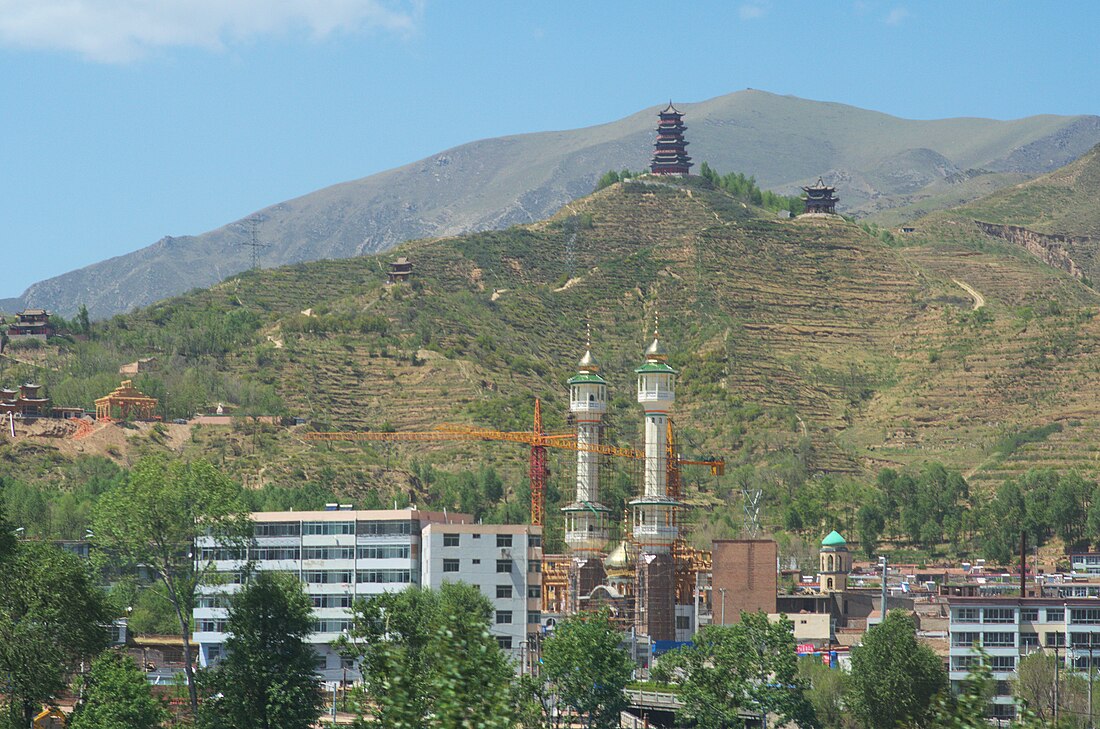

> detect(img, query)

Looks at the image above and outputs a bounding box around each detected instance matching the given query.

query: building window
[497,534,513,548]
[529,560,542,573]
[676,616,691,630]
[951,655,974,671]
[528,611,541,625]
[982,632,1015,647]
[989,655,1016,671]
[1046,632,1066,648]
[356,520,413,536]
[443,559,460,573]
[529,535,542,548]
[303,570,353,584]
[472,534,480,539]
[301,546,352,560]
[303,521,354,535]
[496,611,513,624]
[955,608,979,623]
[356,545,411,560]
[983,608,1015,624]
[356,569,413,584]
[952,632,979,648]
[1020,608,1039,622]
[253,522,301,537]
[496,560,512,574]
[311,594,353,609]
[1070,632,1100,648]
[496,585,513,599]
[1071,608,1100,625]
[528,585,541,599]
[1047,609,1066,623]
[497,636,513,650]
[444,534,460,548]
[1021,632,1040,648]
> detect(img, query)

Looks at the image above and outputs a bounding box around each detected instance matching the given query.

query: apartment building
[421,522,543,664]
[947,596,1100,720]
[193,507,541,683]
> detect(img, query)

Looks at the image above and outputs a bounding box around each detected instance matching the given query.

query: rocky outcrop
[974,221,1087,279]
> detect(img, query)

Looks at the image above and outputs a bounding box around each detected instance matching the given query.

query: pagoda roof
[567,372,607,385]
[660,101,683,115]
[821,530,847,547]
[635,361,677,374]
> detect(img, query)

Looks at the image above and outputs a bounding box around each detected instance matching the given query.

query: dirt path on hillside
[952,279,986,310]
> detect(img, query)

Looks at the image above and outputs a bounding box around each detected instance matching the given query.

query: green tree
[201,572,322,729]
[70,650,168,729]
[656,613,816,729]
[91,455,250,715]
[928,649,993,728]
[538,610,632,729]
[848,611,947,729]
[857,503,884,558]
[340,582,514,728]
[1011,651,1090,726]
[0,542,113,728]
[798,656,849,729]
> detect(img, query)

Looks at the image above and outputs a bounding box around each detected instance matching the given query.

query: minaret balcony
[570,399,608,414]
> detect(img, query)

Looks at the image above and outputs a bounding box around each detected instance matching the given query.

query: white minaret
[562,328,611,554]
[630,318,679,554]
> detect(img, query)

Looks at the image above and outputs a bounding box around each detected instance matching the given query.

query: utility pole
[1055,644,1061,728]
[880,556,888,621]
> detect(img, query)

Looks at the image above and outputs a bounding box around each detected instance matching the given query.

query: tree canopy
[848,611,947,729]
[200,572,322,729]
[70,650,168,729]
[656,612,816,729]
[339,582,515,729]
[536,610,633,729]
[91,455,250,714]
[0,541,113,729]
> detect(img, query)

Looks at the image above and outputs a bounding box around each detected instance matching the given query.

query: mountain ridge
[11,89,1100,318]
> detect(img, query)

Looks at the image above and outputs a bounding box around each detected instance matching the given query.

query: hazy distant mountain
[12,89,1100,318]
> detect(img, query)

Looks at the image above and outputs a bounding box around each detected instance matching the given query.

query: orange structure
[95,380,158,421]
[304,397,723,529]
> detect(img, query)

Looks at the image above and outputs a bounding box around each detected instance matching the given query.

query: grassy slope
[3,175,1100,540]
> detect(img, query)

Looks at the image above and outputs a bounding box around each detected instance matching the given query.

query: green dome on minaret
[821,530,847,548]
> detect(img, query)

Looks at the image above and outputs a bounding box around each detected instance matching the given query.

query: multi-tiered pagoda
[650,102,693,176]
[801,177,839,214]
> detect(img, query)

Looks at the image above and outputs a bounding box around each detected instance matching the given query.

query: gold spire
[644,314,667,361]
[578,320,599,371]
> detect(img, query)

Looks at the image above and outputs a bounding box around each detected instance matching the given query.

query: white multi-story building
[421,523,543,663]
[947,597,1100,721]
[194,507,541,682]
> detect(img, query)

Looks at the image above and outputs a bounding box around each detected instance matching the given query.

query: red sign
[796,643,816,655]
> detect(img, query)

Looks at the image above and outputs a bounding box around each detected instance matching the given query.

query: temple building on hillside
[95,380,158,421]
[0,383,50,417]
[387,257,412,284]
[801,178,840,215]
[650,102,693,176]
[7,309,54,339]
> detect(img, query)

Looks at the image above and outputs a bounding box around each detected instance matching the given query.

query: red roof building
[650,102,693,176]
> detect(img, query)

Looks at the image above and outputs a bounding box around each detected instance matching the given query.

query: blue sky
[2,1,1099,297]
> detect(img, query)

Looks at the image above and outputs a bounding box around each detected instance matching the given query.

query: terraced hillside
[4,174,1100,541]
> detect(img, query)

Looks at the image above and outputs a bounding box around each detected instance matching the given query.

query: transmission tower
[742,488,763,538]
[239,217,270,270]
